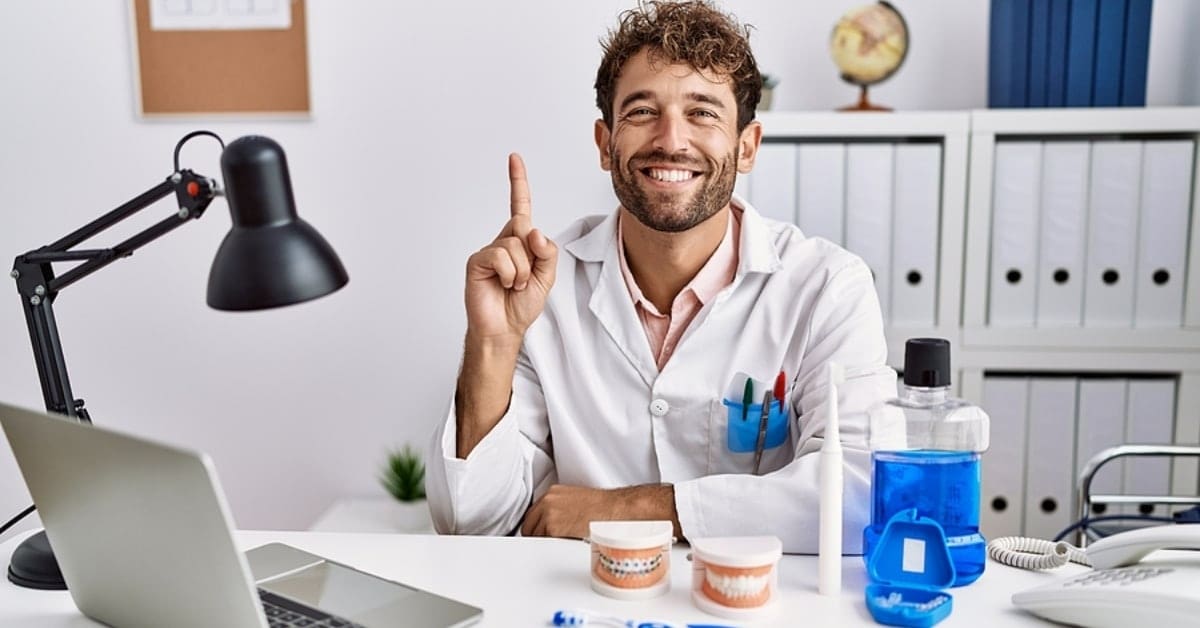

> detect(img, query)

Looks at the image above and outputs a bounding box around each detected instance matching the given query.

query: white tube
[818,362,845,596]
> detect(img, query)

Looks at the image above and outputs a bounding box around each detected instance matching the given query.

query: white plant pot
[392,499,435,534]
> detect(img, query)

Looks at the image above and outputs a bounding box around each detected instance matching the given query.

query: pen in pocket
[753,389,773,475]
[741,376,753,422]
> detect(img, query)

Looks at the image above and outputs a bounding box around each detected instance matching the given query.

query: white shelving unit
[755,111,970,380]
[963,107,1200,356]
[962,108,1200,525]
[757,108,1200,538]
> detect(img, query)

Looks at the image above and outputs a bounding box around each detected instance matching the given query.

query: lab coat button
[649,399,669,416]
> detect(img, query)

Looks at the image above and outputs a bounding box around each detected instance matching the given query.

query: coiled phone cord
[986,536,1091,570]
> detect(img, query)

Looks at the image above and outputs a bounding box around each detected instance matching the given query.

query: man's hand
[456,154,559,459]
[521,484,683,540]
[464,153,559,344]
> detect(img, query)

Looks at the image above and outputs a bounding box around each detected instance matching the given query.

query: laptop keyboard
[259,589,365,628]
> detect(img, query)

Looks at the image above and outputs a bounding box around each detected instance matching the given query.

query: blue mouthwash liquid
[863,449,985,586]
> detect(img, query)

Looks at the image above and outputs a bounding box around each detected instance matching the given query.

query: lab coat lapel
[659,200,784,380]
[564,211,659,388]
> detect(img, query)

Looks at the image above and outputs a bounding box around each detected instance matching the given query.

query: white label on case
[902,538,927,573]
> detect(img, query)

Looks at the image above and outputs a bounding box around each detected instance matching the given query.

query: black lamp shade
[207,136,348,311]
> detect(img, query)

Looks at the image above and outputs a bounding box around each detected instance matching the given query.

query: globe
[829,1,908,111]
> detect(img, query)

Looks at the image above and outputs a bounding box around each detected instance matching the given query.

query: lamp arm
[9,170,218,419]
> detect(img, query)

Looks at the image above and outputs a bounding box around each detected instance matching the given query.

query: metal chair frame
[1075,444,1200,546]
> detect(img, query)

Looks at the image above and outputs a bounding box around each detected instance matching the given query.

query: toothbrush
[818,362,845,596]
[551,609,737,628]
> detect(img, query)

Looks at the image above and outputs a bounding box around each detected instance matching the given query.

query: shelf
[758,110,969,138]
[956,347,1200,374]
[971,107,1200,135]
[962,327,1200,352]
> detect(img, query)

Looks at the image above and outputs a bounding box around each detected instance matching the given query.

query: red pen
[773,370,786,412]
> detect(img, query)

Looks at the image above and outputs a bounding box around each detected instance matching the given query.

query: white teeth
[705,570,768,599]
[647,168,695,182]
[598,553,662,578]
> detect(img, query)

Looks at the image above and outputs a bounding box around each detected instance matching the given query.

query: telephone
[1009,525,1200,627]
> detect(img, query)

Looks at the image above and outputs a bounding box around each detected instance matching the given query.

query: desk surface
[0,529,1085,627]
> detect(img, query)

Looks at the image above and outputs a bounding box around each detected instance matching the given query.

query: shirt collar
[614,207,740,312]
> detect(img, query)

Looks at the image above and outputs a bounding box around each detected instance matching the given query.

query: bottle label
[945,533,985,547]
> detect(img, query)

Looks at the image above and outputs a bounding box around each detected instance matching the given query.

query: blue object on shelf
[1046,0,1071,106]
[1027,0,1051,107]
[1066,0,1100,106]
[865,509,955,628]
[1121,0,1153,105]
[1092,0,1128,106]
[991,0,1151,108]
[988,0,1031,107]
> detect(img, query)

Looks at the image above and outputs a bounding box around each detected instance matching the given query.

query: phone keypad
[1062,567,1174,587]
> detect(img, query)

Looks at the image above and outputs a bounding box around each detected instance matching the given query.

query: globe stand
[838,85,891,112]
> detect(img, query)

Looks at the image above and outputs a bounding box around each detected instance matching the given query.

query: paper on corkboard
[131,0,310,116]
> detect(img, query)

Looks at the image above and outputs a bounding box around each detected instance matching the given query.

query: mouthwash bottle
[862,338,990,586]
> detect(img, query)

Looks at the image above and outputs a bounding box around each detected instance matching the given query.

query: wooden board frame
[131,0,310,116]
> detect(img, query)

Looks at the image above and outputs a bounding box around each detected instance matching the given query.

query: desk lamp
[4,131,349,589]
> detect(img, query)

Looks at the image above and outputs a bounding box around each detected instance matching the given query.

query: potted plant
[380,445,433,533]
[761,73,779,111]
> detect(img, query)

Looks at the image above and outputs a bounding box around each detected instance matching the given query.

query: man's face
[596,48,760,233]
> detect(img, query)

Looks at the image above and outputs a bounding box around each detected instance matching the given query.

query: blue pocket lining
[721,399,788,453]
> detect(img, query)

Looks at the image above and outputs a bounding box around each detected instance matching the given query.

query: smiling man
[427,0,897,553]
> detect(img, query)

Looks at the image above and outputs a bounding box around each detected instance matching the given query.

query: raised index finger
[509,152,532,219]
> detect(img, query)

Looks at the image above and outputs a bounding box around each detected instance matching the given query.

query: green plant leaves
[381,445,426,502]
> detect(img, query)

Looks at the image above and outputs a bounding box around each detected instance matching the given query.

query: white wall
[1,0,1197,538]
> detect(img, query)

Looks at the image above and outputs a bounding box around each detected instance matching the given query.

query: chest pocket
[707,398,794,475]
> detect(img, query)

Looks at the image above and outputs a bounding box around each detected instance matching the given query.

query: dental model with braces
[588,521,674,600]
[597,553,663,579]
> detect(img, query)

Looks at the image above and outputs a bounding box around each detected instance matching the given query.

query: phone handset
[1084,524,1200,569]
[988,524,1200,571]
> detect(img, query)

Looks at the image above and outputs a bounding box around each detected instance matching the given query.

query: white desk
[0,529,1085,626]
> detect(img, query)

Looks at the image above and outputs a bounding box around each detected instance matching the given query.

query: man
[427,0,896,553]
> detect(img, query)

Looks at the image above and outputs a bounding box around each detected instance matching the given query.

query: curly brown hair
[595,1,762,133]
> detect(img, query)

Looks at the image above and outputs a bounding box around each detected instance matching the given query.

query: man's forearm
[455,334,522,459]
[521,483,683,540]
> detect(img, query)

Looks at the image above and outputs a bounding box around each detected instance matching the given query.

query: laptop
[0,401,483,628]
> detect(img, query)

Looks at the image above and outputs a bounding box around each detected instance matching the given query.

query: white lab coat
[427,198,897,553]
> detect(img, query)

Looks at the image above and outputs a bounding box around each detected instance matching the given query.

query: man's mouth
[639,167,701,184]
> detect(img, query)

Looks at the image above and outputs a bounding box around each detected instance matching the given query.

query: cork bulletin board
[131,0,310,116]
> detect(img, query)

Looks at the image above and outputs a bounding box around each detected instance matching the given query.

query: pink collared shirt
[617,208,741,370]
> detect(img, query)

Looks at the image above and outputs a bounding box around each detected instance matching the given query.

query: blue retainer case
[721,399,787,452]
[865,508,955,628]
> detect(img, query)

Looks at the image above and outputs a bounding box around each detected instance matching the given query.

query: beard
[609,146,738,233]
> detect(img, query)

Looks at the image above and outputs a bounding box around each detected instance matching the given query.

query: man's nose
[652,112,689,154]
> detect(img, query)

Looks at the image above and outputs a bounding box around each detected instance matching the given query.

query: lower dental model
[700,564,772,608]
[593,547,666,589]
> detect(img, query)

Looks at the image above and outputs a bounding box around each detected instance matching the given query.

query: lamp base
[8,530,67,590]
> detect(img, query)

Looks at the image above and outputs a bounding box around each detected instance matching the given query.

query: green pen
[741,376,754,422]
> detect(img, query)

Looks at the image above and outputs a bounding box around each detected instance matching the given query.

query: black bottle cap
[903,338,951,388]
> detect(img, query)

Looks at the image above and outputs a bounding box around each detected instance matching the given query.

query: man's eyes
[621,108,719,120]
